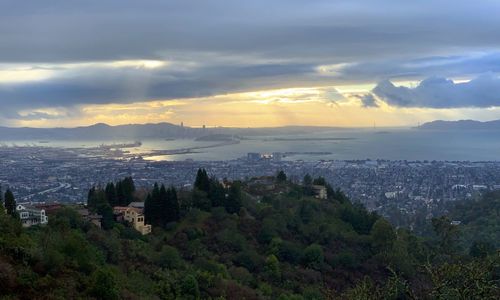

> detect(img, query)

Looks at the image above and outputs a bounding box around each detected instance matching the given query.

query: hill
[419,119,500,130]
[0,123,338,141]
[0,172,498,299]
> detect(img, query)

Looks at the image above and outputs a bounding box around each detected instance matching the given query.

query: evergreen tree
[0,186,3,214]
[276,170,287,183]
[147,183,162,226]
[159,184,168,226]
[166,186,180,222]
[105,182,117,207]
[303,174,313,185]
[208,178,225,207]
[115,181,126,206]
[144,193,153,225]
[194,168,210,192]
[4,189,16,217]
[224,181,242,214]
[121,177,135,205]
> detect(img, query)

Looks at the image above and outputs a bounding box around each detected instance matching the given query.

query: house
[16,204,48,227]
[312,185,328,199]
[113,206,151,235]
[77,208,103,228]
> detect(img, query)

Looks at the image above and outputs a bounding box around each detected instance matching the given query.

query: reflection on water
[2,128,500,161]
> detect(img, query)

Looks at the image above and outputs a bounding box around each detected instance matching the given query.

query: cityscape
[2,145,499,224]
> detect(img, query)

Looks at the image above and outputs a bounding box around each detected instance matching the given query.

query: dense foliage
[0,170,498,299]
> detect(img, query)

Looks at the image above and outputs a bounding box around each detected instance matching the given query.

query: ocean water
[2,128,500,161]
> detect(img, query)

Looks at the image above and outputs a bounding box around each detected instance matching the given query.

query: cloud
[372,75,500,108]
[1,1,500,64]
[1,1,500,124]
[354,93,379,107]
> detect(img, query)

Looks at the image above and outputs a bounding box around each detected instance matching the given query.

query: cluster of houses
[14,201,151,235]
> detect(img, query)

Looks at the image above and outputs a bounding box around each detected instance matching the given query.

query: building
[77,208,103,228]
[113,206,151,235]
[312,185,328,199]
[16,204,48,227]
[247,152,261,161]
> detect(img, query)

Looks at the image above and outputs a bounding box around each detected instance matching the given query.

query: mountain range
[0,122,337,140]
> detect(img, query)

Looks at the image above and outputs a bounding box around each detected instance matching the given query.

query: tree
[180,274,200,300]
[371,218,396,252]
[166,187,180,222]
[312,176,327,186]
[208,177,225,207]
[89,268,120,300]
[194,168,210,193]
[121,177,135,205]
[0,186,4,214]
[276,170,287,183]
[432,216,460,257]
[303,174,312,186]
[4,189,16,217]
[264,254,281,281]
[105,182,117,207]
[224,181,242,214]
[146,183,162,226]
[302,244,324,269]
[144,193,153,225]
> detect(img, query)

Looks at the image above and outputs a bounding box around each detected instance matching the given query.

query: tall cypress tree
[116,181,125,206]
[4,189,17,217]
[208,178,225,207]
[159,184,168,226]
[105,183,117,207]
[224,182,242,214]
[144,193,153,225]
[122,177,135,205]
[166,186,180,223]
[194,169,210,193]
[0,186,4,214]
[150,183,161,226]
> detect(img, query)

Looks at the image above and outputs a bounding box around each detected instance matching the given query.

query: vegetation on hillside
[0,170,498,299]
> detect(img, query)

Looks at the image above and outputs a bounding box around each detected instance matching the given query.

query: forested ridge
[0,170,498,299]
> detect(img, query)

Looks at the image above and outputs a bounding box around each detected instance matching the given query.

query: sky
[2,0,500,128]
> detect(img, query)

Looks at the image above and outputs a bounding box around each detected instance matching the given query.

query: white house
[16,204,48,227]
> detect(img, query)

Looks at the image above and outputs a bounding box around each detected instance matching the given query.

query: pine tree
[122,177,135,205]
[194,168,210,193]
[276,170,287,183]
[224,181,242,214]
[159,184,168,226]
[105,183,117,207]
[208,178,225,207]
[166,186,180,222]
[4,189,17,217]
[144,193,153,225]
[149,183,161,226]
[0,186,3,214]
[116,181,125,206]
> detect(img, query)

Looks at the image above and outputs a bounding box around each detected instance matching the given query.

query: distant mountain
[419,119,500,130]
[0,122,338,140]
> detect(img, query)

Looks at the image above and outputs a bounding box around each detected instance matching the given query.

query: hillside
[0,172,498,299]
[0,123,338,141]
[419,119,500,130]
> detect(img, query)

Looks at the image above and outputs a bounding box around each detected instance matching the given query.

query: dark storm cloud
[372,75,500,108]
[1,0,500,118]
